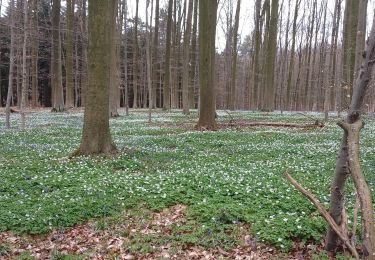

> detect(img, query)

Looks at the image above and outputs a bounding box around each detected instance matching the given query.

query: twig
[283,170,359,259]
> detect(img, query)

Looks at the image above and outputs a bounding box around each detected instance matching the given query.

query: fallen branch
[10,107,20,113]
[224,121,324,129]
[283,170,359,259]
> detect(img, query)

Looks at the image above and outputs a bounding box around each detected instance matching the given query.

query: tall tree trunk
[229,0,241,111]
[252,0,262,110]
[189,0,198,109]
[146,0,153,122]
[20,0,29,129]
[78,0,117,155]
[122,0,129,115]
[109,0,120,117]
[31,0,39,107]
[65,0,75,108]
[51,0,64,111]
[81,0,88,106]
[262,0,278,112]
[163,0,173,109]
[302,0,316,111]
[327,15,375,258]
[182,0,193,114]
[152,0,159,108]
[325,0,341,115]
[285,0,300,111]
[132,0,139,108]
[197,0,217,130]
[315,0,328,111]
[5,0,16,129]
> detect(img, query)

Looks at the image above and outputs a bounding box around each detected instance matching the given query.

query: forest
[0,0,374,259]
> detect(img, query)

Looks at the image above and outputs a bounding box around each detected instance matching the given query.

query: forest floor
[0,109,374,259]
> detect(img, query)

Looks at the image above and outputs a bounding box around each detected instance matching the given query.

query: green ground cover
[0,110,374,251]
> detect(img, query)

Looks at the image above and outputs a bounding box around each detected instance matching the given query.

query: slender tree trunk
[20,0,29,129]
[51,0,64,111]
[229,0,241,111]
[163,0,173,109]
[146,0,153,122]
[65,0,75,108]
[326,5,373,253]
[197,0,217,130]
[78,0,117,155]
[31,0,39,107]
[5,0,16,129]
[132,0,139,108]
[182,0,193,114]
[79,0,88,106]
[152,0,159,108]
[285,0,300,111]
[122,0,129,115]
[109,0,120,117]
[189,0,198,109]
[262,0,278,112]
[252,0,262,110]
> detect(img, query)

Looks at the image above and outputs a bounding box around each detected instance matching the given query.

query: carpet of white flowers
[0,110,374,250]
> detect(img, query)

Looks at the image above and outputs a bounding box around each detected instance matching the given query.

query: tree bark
[78,0,117,155]
[189,0,198,109]
[262,0,278,112]
[146,0,153,122]
[229,0,241,111]
[51,0,64,111]
[152,0,159,108]
[163,0,173,109]
[197,0,217,130]
[132,0,139,108]
[65,0,75,108]
[326,11,375,253]
[182,0,193,115]
[20,0,29,129]
[338,120,375,259]
[5,0,16,129]
[285,0,300,111]
[109,0,120,117]
[31,0,39,107]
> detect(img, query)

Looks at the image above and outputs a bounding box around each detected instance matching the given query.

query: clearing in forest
[0,110,374,259]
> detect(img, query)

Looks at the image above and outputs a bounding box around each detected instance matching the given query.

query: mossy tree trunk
[197,0,218,130]
[78,0,117,155]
